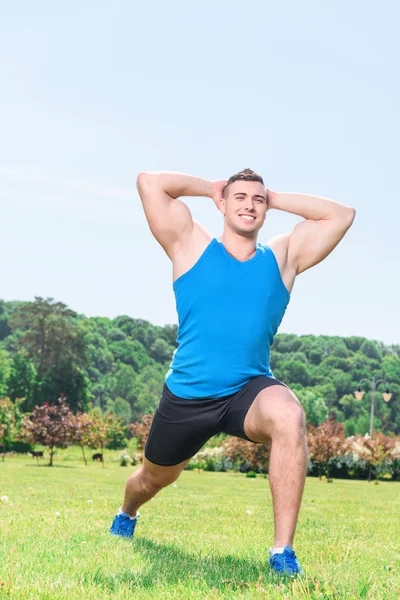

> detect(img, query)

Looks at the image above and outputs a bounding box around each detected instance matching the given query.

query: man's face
[220,180,267,236]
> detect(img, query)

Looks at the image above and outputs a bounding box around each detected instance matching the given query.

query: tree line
[0,297,399,435]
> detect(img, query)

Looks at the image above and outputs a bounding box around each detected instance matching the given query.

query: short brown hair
[223,168,264,198]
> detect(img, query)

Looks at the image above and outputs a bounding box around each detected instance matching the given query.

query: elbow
[136,171,154,191]
[347,207,356,227]
[136,171,151,188]
[342,206,356,229]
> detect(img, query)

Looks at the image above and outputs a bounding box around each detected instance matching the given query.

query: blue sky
[1,1,399,344]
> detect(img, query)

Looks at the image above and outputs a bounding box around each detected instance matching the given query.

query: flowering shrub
[306,417,346,481]
[119,450,139,466]
[222,437,271,474]
[129,414,153,450]
[119,452,132,466]
[348,433,397,481]
[185,447,231,471]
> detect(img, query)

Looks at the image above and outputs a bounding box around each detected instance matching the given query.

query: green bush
[9,441,33,453]
[119,452,134,466]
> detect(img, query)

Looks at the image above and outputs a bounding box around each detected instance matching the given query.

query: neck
[218,228,258,261]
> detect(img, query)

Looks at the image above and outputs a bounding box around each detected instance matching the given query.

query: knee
[272,395,306,439]
[138,466,178,494]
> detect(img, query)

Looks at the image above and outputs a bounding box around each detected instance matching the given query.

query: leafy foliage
[130,414,154,450]
[5,353,37,411]
[306,417,347,480]
[296,389,329,426]
[0,298,399,435]
[0,396,24,458]
[83,408,128,460]
[22,396,77,466]
[222,437,271,473]
[349,433,397,475]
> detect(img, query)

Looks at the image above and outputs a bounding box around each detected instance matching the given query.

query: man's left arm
[267,190,356,275]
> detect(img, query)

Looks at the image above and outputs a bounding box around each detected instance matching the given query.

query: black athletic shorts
[144,375,287,466]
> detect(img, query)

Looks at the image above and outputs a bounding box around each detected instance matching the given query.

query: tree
[312,382,337,407]
[130,319,158,352]
[113,397,132,424]
[9,297,90,411]
[22,396,76,466]
[9,297,79,377]
[330,369,353,399]
[350,432,396,481]
[109,339,150,371]
[382,354,400,382]
[0,397,24,459]
[308,346,324,365]
[85,409,128,465]
[339,394,364,420]
[158,324,178,348]
[0,349,12,397]
[327,339,350,358]
[273,334,302,354]
[112,364,137,401]
[149,338,174,363]
[73,412,93,465]
[6,353,37,411]
[283,360,310,387]
[129,366,165,418]
[0,300,12,341]
[355,414,372,436]
[307,417,346,481]
[297,390,329,426]
[344,336,367,353]
[359,340,382,361]
[34,365,90,413]
[344,419,357,437]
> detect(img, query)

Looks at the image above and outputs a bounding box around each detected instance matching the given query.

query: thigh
[221,375,288,443]
[243,380,304,443]
[144,384,221,466]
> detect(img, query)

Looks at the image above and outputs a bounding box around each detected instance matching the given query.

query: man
[110,169,355,575]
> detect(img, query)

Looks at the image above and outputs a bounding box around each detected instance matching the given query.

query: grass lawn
[0,449,399,599]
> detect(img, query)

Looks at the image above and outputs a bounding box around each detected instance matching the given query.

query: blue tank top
[165,238,290,399]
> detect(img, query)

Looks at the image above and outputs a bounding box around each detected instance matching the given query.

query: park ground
[0,448,399,600]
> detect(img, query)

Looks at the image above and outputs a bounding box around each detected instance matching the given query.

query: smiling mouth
[239,214,256,222]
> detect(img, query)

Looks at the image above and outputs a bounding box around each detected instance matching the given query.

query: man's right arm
[136,172,222,259]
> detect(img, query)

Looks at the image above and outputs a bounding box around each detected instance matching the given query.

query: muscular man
[110,169,355,575]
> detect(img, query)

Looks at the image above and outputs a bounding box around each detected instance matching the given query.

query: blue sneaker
[268,546,304,576]
[110,510,140,538]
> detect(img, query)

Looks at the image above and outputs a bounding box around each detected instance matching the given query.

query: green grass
[1,449,399,599]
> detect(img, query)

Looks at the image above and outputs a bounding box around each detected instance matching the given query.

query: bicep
[288,214,355,275]
[137,173,193,258]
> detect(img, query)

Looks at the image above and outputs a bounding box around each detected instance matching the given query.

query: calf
[92,453,103,462]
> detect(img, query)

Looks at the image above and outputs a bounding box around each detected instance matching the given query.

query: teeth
[240,215,255,221]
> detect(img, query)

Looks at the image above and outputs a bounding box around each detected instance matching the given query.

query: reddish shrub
[223,436,271,473]
[129,414,154,450]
